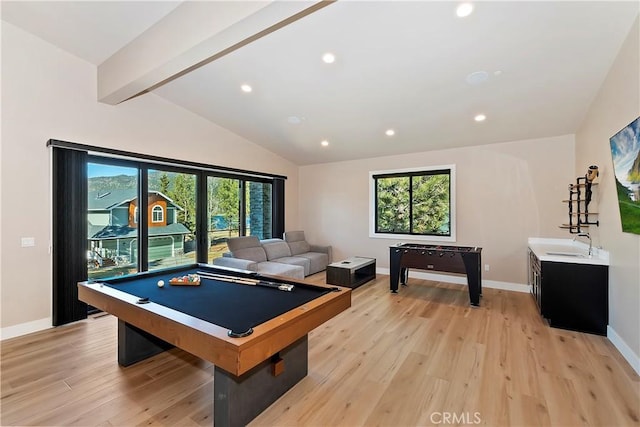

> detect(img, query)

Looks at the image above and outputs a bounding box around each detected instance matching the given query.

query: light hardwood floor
[2,273,639,426]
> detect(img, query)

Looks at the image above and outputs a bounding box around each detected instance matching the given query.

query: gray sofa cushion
[227,236,267,263]
[297,252,329,275]
[275,256,310,276]
[257,261,304,279]
[262,239,292,260]
[212,256,258,272]
[288,239,310,256]
[284,230,332,274]
[262,239,310,275]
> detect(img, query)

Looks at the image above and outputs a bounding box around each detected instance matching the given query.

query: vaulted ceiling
[2,1,638,165]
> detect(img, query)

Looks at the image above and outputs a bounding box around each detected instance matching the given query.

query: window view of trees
[375,169,452,236]
[207,178,273,262]
[376,177,410,233]
[208,177,240,261]
[148,170,196,270]
[411,174,450,234]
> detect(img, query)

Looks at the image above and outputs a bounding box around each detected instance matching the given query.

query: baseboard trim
[1,317,51,341]
[607,325,640,376]
[375,268,529,293]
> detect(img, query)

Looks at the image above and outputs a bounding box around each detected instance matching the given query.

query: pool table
[78,264,351,427]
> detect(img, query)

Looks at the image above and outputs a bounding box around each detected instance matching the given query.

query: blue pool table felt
[101,268,329,336]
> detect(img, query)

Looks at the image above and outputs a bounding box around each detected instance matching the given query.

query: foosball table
[389,243,482,306]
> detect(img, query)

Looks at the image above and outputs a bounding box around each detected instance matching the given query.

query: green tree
[218,179,240,236]
[159,173,170,195]
[170,174,196,231]
[412,174,450,234]
[376,173,450,235]
[376,177,410,233]
[208,178,240,236]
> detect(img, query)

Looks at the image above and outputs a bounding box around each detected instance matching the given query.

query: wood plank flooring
[2,273,638,426]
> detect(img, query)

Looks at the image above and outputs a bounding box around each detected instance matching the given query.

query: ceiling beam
[98,0,335,105]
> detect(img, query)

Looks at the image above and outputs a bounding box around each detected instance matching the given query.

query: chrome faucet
[574,233,593,256]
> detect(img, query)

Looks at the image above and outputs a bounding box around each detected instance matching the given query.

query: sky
[88,163,136,178]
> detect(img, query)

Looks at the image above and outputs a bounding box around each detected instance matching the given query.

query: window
[207,176,273,263]
[207,177,240,262]
[87,162,139,280]
[151,205,164,223]
[370,165,456,242]
[148,169,196,271]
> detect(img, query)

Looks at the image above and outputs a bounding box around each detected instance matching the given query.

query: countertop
[528,237,610,266]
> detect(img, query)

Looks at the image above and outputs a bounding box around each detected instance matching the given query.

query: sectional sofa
[212,231,332,279]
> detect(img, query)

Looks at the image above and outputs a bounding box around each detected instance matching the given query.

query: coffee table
[326,256,376,288]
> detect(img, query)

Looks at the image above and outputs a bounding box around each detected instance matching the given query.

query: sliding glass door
[87,162,138,280]
[207,177,240,262]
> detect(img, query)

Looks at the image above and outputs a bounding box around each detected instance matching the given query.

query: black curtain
[52,147,88,326]
[273,178,285,238]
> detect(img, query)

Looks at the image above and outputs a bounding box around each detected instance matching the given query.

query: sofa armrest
[212,257,258,272]
[310,245,332,263]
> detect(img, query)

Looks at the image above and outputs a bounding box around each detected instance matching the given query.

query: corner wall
[299,134,575,287]
[575,17,640,371]
[0,22,299,335]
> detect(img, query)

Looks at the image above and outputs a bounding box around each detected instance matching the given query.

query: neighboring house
[88,190,191,265]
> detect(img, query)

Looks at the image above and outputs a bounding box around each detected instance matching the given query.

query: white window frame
[151,205,164,223]
[369,164,456,242]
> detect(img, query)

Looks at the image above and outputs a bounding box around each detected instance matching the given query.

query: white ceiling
[2,1,639,165]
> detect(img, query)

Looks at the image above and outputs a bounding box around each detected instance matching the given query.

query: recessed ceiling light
[474,114,486,122]
[456,3,474,18]
[287,116,302,124]
[240,84,252,93]
[466,71,489,85]
[322,52,336,64]
[385,129,396,136]
[321,140,329,147]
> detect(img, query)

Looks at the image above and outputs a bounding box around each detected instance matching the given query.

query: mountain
[88,171,176,193]
[88,174,136,192]
[628,151,640,183]
[616,176,632,201]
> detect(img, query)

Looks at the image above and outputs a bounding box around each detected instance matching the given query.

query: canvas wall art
[609,116,640,235]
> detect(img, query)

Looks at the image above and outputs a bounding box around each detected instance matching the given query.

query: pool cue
[196,271,294,291]
[196,271,258,285]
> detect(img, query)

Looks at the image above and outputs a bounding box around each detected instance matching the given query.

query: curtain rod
[46,139,287,181]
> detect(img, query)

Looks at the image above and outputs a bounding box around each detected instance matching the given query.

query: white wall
[575,17,640,368]
[0,22,299,334]
[298,135,575,286]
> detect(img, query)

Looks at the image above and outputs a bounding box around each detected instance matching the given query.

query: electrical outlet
[484,264,490,272]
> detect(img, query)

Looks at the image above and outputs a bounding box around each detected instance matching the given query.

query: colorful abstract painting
[610,116,640,235]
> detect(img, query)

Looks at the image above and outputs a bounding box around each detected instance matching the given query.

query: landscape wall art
[609,116,640,235]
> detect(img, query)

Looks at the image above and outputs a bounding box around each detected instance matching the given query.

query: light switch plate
[21,237,35,247]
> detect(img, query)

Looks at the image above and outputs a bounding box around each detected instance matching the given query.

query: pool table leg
[214,335,308,427]
[118,320,173,367]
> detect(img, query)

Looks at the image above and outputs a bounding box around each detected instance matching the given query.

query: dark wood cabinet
[528,249,608,335]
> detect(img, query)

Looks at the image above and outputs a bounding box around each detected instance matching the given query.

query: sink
[528,238,609,266]
[546,251,586,258]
